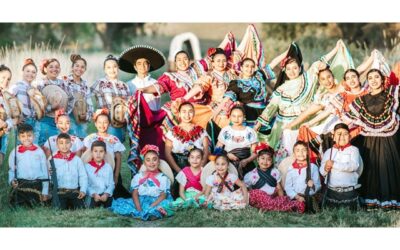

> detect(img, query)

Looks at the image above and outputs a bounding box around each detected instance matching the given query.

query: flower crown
[254,142,274,155]
[55,108,68,123]
[140,144,160,159]
[93,108,109,121]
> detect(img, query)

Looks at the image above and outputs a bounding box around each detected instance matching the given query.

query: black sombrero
[118,45,166,74]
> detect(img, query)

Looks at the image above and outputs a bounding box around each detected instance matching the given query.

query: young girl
[320,123,362,210]
[165,102,210,173]
[204,154,248,211]
[244,143,305,213]
[36,58,74,145]
[83,108,129,198]
[9,59,41,142]
[216,106,258,179]
[171,148,207,209]
[285,141,321,211]
[0,64,14,164]
[66,54,93,139]
[91,55,129,143]
[110,145,174,220]
[43,109,84,158]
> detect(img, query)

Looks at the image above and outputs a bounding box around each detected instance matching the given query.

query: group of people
[1,24,400,221]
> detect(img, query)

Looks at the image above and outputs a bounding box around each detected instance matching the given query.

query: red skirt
[249,189,305,213]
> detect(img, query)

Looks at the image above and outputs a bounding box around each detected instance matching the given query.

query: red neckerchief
[18,145,38,153]
[88,160,105,174]
[139,170,161,187]
[53,151,75,161]
[292,160,307,174]
[333,143,351,151]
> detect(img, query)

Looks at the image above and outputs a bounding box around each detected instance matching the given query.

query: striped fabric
[91,77,129,110]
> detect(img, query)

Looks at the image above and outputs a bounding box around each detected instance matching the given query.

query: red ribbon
[18,145,38,153]
[292,160,307,174]
[53,151,76,161]
[88,160,105,174]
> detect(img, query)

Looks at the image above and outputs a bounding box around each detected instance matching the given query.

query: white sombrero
[200,161,238,189]
[118,45,166,74]
[81,149,116,170]
[41,85,69,118]
[139,159,175,185]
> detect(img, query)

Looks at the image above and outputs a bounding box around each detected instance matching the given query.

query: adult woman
[343,69,400,209]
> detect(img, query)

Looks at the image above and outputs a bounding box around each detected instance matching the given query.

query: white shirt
[43,134,84,153]
[244,168,281,195]
[52,155,88,193]
[285,163,321,199]
[128,75,161,111]
[84,162,115,196]
[320,145,362,188]
[8,145,49,195]
[218,126,258,152]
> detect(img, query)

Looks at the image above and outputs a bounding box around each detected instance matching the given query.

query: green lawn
[1,124,400,227]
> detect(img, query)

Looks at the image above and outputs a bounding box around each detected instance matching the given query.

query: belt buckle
[336,187,343,192]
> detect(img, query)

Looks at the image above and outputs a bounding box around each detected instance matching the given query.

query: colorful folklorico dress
[110,171,174,220]
[0,88,16,155]
[343,85,400,209]
[170,167,207,209]
[244,167,305,212]
[91,77,130,143]
[65,75,94,139]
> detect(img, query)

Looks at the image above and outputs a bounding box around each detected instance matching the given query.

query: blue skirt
[69,114,88,139]
[107,126,126,144]
[37,116,60,146]
[110,194,174,221]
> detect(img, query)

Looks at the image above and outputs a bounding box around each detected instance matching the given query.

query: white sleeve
[8,149,16,184]
[113,139,126,152]
[243,171,256,187]
[205,175,214,187]
[175,171,187,186]
[284,170,297,199]
[217,127,227,146]
[74,137,84,151]
[77,158,88,193]
[38,149,50,195]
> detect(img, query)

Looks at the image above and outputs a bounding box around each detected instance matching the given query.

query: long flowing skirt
[110,194,174,220]
[249,189,305,213]
[353,130,400,209]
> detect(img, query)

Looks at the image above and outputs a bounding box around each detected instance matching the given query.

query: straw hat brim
[139,159,175,185]
[200,161,238,188]
[118,45,166,74]
[27,88,47,120]
[81,149,116,170]
[2,91,23,120]
[41,85,69,117]
[72,93,87,124]
[110,97,127,128]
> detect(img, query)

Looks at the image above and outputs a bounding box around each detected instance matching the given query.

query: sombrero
[139,159,175,185]
[80,149,116,170]
[2,91,23,122]
[110,97,128,128]
[118,45,166,74]
[41,85,69,118]
[72,92,88,124]
[200,161,238,189]
[27,88,47,120]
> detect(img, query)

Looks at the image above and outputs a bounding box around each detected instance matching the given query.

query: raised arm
[356,49,377,75]
[268,48,289,69]
[321,39,343,63]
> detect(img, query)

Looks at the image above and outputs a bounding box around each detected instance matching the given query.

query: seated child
[83,108,129,198]
[171,148,207,209]
[8,123,49,207]
[244,143,304,213]
[84,140,115,208]
[43,109,84,158]
[204,153,248,211]
[110,145,174,221]
[320,123,362,210]
[52,133,88,210]
[216,106,258,179]
[285,141,321,213]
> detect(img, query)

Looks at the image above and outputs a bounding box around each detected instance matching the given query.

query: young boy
[43,109,84,158]
[52,133,88,209]
[84,140,114,208]
[8,123,49,207]
[285,141,321,205]
[320,123,362,210]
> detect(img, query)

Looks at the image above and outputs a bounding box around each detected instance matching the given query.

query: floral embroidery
[172,125,204,143]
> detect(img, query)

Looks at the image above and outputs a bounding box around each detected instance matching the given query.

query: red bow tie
[18,145,38,153]
[53,151,75,161]
[333,143,351,151]
[88,160,105,174]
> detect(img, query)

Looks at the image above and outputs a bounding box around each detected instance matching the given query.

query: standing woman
[35,58,74,145]
[91,55,129,143]
[65,54,94,139]
[0,65,15,164]
[343,69,400,209]
[9,59,45,144]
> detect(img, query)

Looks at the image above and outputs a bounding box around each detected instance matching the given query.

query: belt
[328,184,361,193]
[58,188,79,193]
